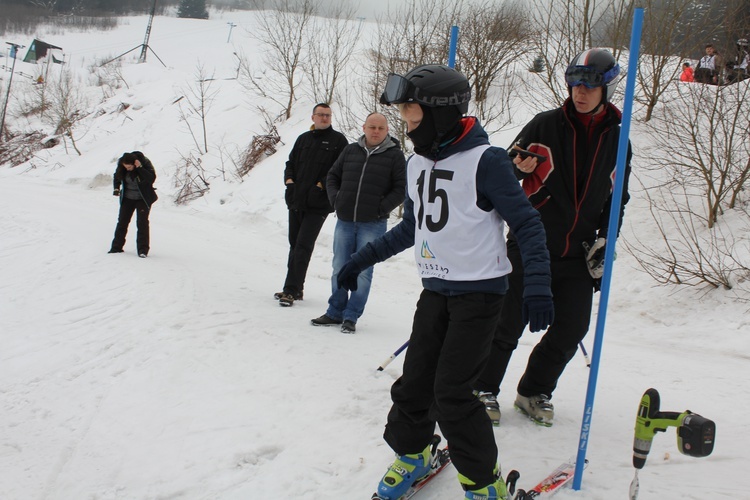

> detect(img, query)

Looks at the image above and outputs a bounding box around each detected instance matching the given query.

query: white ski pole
[376,340,409,371]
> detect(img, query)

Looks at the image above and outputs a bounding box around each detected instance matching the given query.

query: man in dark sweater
[310,112,406,333]
[275,103,348,307]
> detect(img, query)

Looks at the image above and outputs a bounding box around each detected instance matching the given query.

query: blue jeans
[326,219,387,323]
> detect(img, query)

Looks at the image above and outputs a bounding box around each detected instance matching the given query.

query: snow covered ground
[1,9,748,500]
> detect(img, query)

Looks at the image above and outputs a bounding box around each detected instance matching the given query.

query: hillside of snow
[1,10,747,500]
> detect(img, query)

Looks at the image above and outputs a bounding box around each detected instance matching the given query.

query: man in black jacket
[108,151,158,258]
[310,112,406,333]
[276,103,348,307]
[474,48,632,426]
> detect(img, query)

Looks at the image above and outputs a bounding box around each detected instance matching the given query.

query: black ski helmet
[381,64,471,154]
[565,48,620,106]
[380,64,471,114]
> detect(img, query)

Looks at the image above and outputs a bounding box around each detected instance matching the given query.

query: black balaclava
[407,104,463,156]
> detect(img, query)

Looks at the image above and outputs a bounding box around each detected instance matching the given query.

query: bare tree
[524,0,623,111]
[244,0,316,119]
[304,0,362,105]
[173,151,210,204]
[647,82,750,227]
[173,96,203,153]
[28,0,58,11]
[236,110,282,179]
[624,80,750,292]
[623,176,750,290]
[634,0,711,122]
[44,68,89,155]
[179,63,218,153]
[455,0,529,131]
[91,58,129,100]
[362,0,463,147]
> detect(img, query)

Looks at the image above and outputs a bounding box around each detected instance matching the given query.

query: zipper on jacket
[561,111,612,256]
[353,144,380,222]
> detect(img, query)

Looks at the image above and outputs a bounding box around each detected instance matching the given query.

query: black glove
[337,260,363,291]
[522,295,555,333]
[113,188,120,196]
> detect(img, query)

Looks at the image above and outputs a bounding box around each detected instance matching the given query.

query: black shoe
[108,249,124,254]
[341,320,356,334]
[274,290,303,301]
[278,293,295,307]
[311,314,342,326]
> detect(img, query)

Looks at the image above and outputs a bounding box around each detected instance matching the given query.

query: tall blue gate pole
[572,7,644,490]
[447,26,458,67]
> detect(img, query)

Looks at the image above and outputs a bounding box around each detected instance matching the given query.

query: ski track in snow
[1,172,747,499]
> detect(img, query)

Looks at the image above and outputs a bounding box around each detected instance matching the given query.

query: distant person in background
[310,112,406,334]
[695,44,721,85]
[679,61,694,82]
[275,103,348,307]
[108,151,158,258]
[727,38,750,84]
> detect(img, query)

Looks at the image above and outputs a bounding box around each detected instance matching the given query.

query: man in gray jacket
[311,112,406,333]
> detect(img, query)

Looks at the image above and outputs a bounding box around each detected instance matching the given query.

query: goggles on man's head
[380,73,414,105]
[565,64,620,89]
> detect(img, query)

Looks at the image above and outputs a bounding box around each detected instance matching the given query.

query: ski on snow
[513,459,588,499]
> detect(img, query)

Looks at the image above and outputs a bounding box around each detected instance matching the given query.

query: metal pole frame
[0,42,24,142]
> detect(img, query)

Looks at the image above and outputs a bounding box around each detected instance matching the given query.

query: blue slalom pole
[447,26,458,67]
[572,8,644,490]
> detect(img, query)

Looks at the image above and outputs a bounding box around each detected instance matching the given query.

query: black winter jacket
[284,125,348,215]
[326,135,406,222]
[113,151,158,207]
[510,99,631,259]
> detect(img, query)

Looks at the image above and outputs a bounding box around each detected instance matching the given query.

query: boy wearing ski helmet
[337,64,552,499]
[475,48,632,426]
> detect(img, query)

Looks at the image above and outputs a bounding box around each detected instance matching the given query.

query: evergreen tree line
[0,0,214,35]
[1,0,176,15]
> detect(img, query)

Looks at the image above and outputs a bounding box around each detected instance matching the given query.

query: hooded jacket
[351,117,551,298]
[284,125,348,215]
[326,135,406,222]
[113,151,158,207]
[511,99,631,259]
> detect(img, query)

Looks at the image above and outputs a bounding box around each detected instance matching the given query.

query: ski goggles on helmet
[380,73,414,105]
[565,64,620,88]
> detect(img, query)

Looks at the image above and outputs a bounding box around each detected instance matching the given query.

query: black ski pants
[110,197,151,255]
[384,289,504,488]
[283,209,327,296]
[476,238,594,398]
